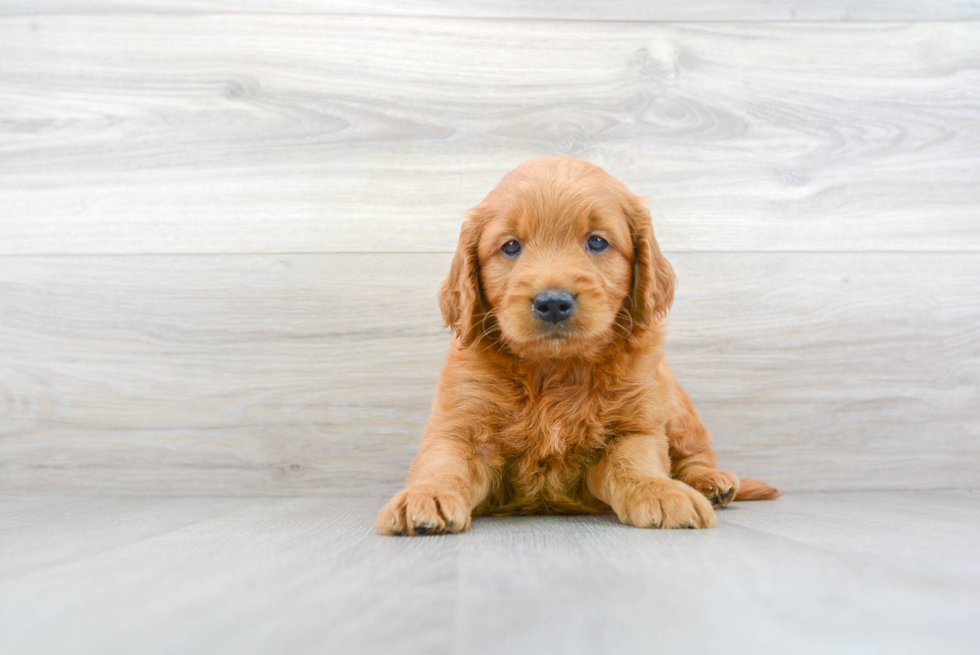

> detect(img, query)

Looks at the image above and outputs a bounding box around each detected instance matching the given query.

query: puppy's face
[477,188,632,360]
[440,157,675,361]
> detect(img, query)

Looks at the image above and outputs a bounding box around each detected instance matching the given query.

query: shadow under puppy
[378,156,780,535]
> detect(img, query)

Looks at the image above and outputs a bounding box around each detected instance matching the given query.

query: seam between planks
[0,250,979,258]
[3,12,980,24]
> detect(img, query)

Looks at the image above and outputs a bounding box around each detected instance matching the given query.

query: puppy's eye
[586,235,608,252]
[501,240,522,256]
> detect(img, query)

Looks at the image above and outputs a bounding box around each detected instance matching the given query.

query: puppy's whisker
[477,309,501,342]
[614,309,634,338]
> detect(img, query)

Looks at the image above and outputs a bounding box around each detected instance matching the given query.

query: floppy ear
[438,216,486,346]
[625,195,676,331]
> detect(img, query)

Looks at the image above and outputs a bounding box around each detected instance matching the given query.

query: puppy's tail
[736,478,783,501]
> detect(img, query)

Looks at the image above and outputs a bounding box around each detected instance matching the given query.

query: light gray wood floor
[1,492,978,654]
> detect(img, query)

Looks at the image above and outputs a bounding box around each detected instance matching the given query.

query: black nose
[532,289,576,323]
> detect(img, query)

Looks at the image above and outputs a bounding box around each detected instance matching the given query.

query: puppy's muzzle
[532,289,576,323]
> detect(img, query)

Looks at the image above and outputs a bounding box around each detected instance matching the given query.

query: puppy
[377,156,780,535]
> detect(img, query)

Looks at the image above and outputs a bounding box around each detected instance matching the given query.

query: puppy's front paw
[683,469,740,508]
[613,478,717,529]
[375,485,471,536]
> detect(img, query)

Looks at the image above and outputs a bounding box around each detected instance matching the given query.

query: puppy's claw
[705,487,720,505]
[376,486,472,536]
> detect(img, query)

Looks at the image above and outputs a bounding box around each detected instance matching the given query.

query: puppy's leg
[668,426,740,508]
[587,429,717,529]
[660,363,740,507]
[376,436,493,536]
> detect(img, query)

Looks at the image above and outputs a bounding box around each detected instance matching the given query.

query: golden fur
[377,156,780,535]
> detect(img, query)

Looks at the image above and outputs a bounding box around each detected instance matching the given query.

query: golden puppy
[377,156,780,535]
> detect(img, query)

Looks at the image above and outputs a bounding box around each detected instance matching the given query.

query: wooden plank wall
[1,2,978,495]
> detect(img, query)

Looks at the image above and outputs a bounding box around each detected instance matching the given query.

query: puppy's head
[439,156,674,360]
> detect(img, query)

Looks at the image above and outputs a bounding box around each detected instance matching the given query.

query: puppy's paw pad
[686,470,740,508]
[375,486,471,536]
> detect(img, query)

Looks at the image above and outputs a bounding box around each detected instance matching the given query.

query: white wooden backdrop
[1,2,978,495]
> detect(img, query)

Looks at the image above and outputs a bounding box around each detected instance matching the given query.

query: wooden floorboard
[1,492,977,654]
[1,17,978,254]
[1,252,977,494]
[6,1,980,21]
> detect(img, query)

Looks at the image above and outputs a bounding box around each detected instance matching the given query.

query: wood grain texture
[5,0,980,21]
[1,493,978,654]
[1,252,976,495]
[2,16,978,254]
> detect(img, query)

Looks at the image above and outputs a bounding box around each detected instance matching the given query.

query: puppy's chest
[497,392,611,480]
[476,374,635,513]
